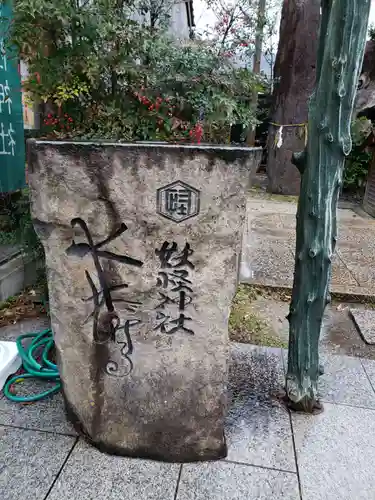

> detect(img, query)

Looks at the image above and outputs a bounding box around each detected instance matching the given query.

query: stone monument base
[28,141,262,462]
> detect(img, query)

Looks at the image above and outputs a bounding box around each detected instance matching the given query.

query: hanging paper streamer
[275,125,284,148]
[270,122,308,150]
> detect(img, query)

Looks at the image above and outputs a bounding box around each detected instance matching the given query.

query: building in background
[170,0,195,39]
[134,1,195,39]
[20,61,38,130]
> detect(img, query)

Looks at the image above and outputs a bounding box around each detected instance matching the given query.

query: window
[185,0,195,28]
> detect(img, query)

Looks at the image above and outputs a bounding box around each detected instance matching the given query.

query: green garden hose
[3,329,61,403]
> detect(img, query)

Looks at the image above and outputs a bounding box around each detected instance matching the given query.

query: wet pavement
[243,294,375,360]
[2,195,375,499]
[2,318,375,500]
[240,197,375,298]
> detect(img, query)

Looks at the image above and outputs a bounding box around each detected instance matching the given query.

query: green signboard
[0,1,25,193]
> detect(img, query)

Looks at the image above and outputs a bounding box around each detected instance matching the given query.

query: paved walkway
[240,197,375,297]
[2,319,375,499]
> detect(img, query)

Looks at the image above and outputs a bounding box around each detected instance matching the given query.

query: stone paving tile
[226,400,295,473]
[337,247,375,290]
[250,213,284,231]
[241,238,294,286]
[0,317,51,342]
[47,439,180,500]
[278,213,297,229]
[177,462,300,500]
[0,425,75,500]
[345,266,375,291]
[350,309,375,344]
[330,255,359,289]
[247,198,298,216]
[283,350,375,408]
[230,344,285,397]
[0,245,21,264]
[0,383,76,436]
[292,403,375,500]
[318,354,375,408]
[242,198,375,295]
[360,358,375,390]
[0,317,75,435]
[227,344,295,472]
[338,226,375,253]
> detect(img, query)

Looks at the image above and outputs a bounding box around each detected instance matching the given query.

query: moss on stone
[248,187,298,204]
[229,285,288,348]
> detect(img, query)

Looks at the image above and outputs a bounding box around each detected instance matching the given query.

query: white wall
[169,2,191,39]
[132,1,191,39]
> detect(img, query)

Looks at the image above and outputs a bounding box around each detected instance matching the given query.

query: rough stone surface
[349,308,375,344]
[28,141,261,462]
[47,440,180,500]
[177,462,300,500]
[0,425,75,500]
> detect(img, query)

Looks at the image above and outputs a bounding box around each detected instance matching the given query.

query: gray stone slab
[250,213,285,232]
[176,462,300,500]
[350,308,375,344]
[0,383,76,436]
[227,344,294,471]
[29,141,262,461]
[360,358,375,390]
[226,344,295,472]
[337,246,375,292]
[0,317,51,342]
[242,197,375,296]
[318,354,375,408]
[292,403,375,500]
[0,317,75,435]
[0,245,21,265]
[319,305,375,359]
[241,238,294,286]
[330,255,359,289]
[230,343,285,398]
[0,425,75,500]
[344,265,375,291]
[226,400,295,472]
[0,252,39,302]
[47,439,180,500]
[283,350,375,408]
[246,198,298,216]
[338,224,375,253]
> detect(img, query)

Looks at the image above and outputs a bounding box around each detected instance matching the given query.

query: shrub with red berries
[43,113,74,137]
[13,0,265,144]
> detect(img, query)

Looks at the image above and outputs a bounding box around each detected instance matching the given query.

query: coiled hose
[3,329,61,402]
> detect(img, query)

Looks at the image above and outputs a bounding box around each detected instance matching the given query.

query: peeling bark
[286,0,371,413]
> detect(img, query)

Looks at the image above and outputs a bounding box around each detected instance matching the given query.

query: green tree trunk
[286,0,371,413]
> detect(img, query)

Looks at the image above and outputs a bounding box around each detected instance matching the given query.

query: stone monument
[28,141,261,462]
